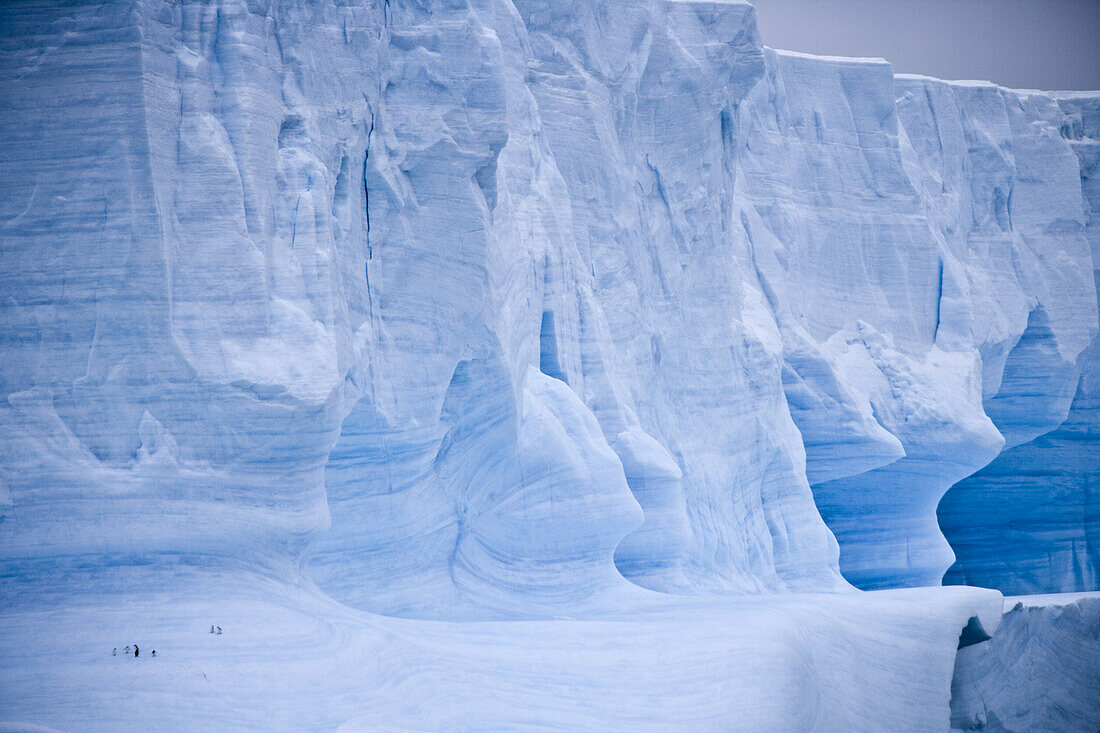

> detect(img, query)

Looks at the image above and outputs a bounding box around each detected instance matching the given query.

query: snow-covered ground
[2,566,1007,731]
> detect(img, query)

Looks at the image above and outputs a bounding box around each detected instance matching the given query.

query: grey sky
[749,0,1100,91]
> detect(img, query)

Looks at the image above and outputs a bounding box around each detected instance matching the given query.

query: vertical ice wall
[951,595,1100,731]
[940,93,1100,594]
[0,0,846,618]
[0,0,1096,614]
[513,0,846,598]
[732,52,1000,590]
[0,1,339,576]
[731,58,1095,590]
[310,0,852,616]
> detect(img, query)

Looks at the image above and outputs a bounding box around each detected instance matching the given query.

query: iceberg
[952,594,1100,732]
[0,0,1095,729]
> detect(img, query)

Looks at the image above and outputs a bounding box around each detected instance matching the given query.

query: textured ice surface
[0,0,1097,729]
[734,59,1095,590]
[941,92,1100,595]
[951,594,1100,732]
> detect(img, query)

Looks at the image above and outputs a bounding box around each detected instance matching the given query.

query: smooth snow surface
[2,569,1008,731]
[0,0,1096,730]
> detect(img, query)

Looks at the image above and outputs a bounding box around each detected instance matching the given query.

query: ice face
[731,55,1096,590]
[951,594,1100,731]
[940,92,1100,595]
[2,0,1092,607]
[514,1,845,596]
[0,0,1097,729]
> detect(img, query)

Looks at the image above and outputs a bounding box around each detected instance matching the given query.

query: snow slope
[0,0,1096,729]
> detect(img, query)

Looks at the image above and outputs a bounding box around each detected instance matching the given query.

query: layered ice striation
[940,93,1100,595]
[951,594,1100,732]
[0,0,1097,729]
[734,56,1095,590]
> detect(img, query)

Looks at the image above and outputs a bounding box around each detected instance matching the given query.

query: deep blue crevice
[539,310,567,384]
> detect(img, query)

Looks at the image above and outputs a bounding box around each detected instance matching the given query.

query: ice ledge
[771,46,892,67]
[951,593,1100,732]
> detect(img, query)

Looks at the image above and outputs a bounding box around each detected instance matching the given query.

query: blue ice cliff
[0,1,1097,730]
